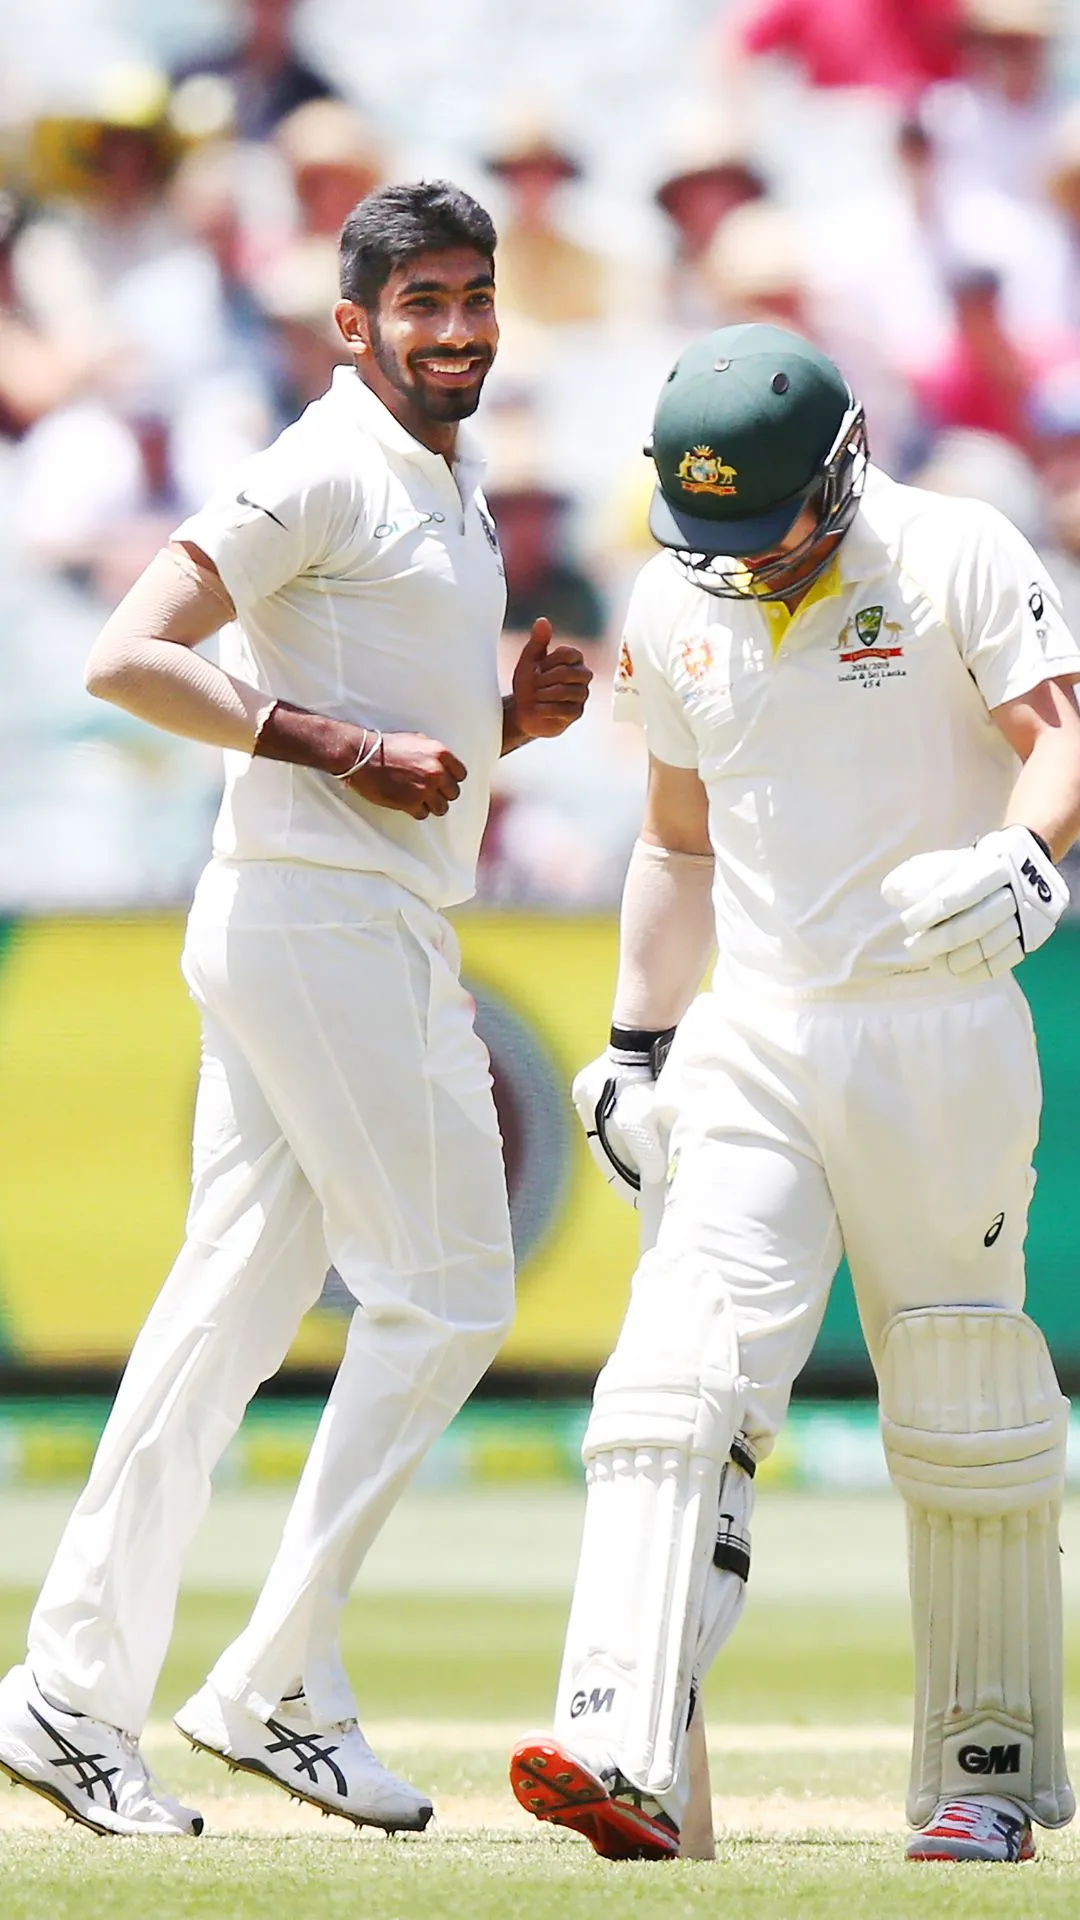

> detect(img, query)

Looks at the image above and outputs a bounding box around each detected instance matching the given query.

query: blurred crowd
[3,0,1080,908]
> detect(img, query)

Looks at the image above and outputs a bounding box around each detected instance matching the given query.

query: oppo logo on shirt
[373,512,446,537]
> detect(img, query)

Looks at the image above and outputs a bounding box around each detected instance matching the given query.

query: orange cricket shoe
[509,1732,679,1861]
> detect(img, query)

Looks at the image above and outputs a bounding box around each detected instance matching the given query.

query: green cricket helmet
[647,323,868,599]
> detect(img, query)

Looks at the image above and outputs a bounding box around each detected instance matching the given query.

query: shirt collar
[329,366,487,493]
[834,465,892,585]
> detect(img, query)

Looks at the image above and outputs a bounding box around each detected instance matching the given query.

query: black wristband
[1027,829,1054,864]
[609,1023,677,1076]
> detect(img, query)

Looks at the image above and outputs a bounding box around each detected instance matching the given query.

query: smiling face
[336,245,498,454]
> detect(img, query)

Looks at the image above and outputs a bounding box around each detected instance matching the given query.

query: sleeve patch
[615,638,636,691]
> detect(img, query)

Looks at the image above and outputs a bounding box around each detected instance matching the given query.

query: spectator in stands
[24,69,184,296]
[911,266,1077,453]
[485,123,609,325]
[1031,362,1080,501]
[14,71,274,591]
[719,0,960,101]
[914,426,1047,543]
[489,483,606,648]
[19,68,238,410]
[253,235,350,423]
[476,427,638,903]
[807,117,952,377]
[275,99,385,240]
[170,0,338,142]
[703,197,807,331]
[0,191,94,439]
[15,395,181,597]
[921,0,1057,204]
[701,196,911,468]
[168,141,278,388]
[1046,104,1080,329]
[254,101,385,414]
[653,126,767,328]
[1015,368,1080,657]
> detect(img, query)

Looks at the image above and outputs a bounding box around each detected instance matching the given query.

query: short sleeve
[172,421,356,615]
[949,505,1080,710]
[613,563,700,769]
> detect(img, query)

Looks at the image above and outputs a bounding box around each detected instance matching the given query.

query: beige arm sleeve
[84,544,275,750]
[612,838,717,1031]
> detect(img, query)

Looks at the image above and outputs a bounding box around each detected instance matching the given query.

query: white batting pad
[554,1250,746,1799]
[880,1307,1074,1829]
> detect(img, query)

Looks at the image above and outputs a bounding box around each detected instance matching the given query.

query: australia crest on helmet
[676,446,738,497]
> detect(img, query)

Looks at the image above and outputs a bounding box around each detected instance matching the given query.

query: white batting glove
[571,1027,674,1207]
[881,826,1068,981]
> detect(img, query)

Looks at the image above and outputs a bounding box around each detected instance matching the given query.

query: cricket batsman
[0,180,590,1837]
[510,321,1080,1864]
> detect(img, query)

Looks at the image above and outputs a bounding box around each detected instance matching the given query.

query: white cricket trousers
[28,858,515,1734]
[651,970,1042,1457]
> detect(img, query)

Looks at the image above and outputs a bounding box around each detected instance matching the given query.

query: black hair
[339,179,497,308]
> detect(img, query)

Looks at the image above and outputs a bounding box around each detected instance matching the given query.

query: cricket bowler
[510,321,1080,1865]
[0,179,590,1837]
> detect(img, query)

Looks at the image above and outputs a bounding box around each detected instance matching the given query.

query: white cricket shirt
[174,367,507,910]
[615,466,1080,992]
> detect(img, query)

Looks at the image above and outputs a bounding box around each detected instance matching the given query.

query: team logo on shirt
[836,605,906,687]
[680,636,715,682]
[236,490,287,530]
[476,503,500,552]
[615,639,636,690]
[1029,582,1047,637]
[676,447,738,497]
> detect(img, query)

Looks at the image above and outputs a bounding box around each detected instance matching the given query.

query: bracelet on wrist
[335,728,383,780]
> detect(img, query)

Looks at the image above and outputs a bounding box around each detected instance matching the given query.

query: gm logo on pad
[570,1687,616,1719]
[958,1742,1021,1776]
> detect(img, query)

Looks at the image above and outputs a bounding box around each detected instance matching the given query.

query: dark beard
[369,319,490,422]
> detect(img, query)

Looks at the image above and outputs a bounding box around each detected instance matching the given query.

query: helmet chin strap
[672,409,869,603]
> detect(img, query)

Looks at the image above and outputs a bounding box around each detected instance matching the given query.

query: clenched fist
[344,732,467,819]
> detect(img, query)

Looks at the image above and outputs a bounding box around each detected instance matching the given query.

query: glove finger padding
[881,848,978,931]
[572,1058,641,1205]
[572,1054,667,1207]
[936,929,1024,980]
[903,887,1022,967]
[882,827,1068,976]
[610,1080,668,1186]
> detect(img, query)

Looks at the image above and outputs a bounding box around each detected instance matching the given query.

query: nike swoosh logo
[237,490,286,529]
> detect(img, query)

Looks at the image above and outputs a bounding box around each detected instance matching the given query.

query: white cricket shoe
[905,1794,1035,1863]
[174,1682,434,1832]
[0,1663,203,1837]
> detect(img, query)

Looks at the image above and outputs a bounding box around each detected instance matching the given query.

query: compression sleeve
[612,838,716,1031]
[84,544,275,749]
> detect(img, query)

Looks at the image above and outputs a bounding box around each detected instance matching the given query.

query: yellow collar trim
[738,556,845,652]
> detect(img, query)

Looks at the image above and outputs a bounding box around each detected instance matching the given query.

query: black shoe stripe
[26,1702,121,1810]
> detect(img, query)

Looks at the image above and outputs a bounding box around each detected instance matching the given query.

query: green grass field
[2,1484,1079,1917]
